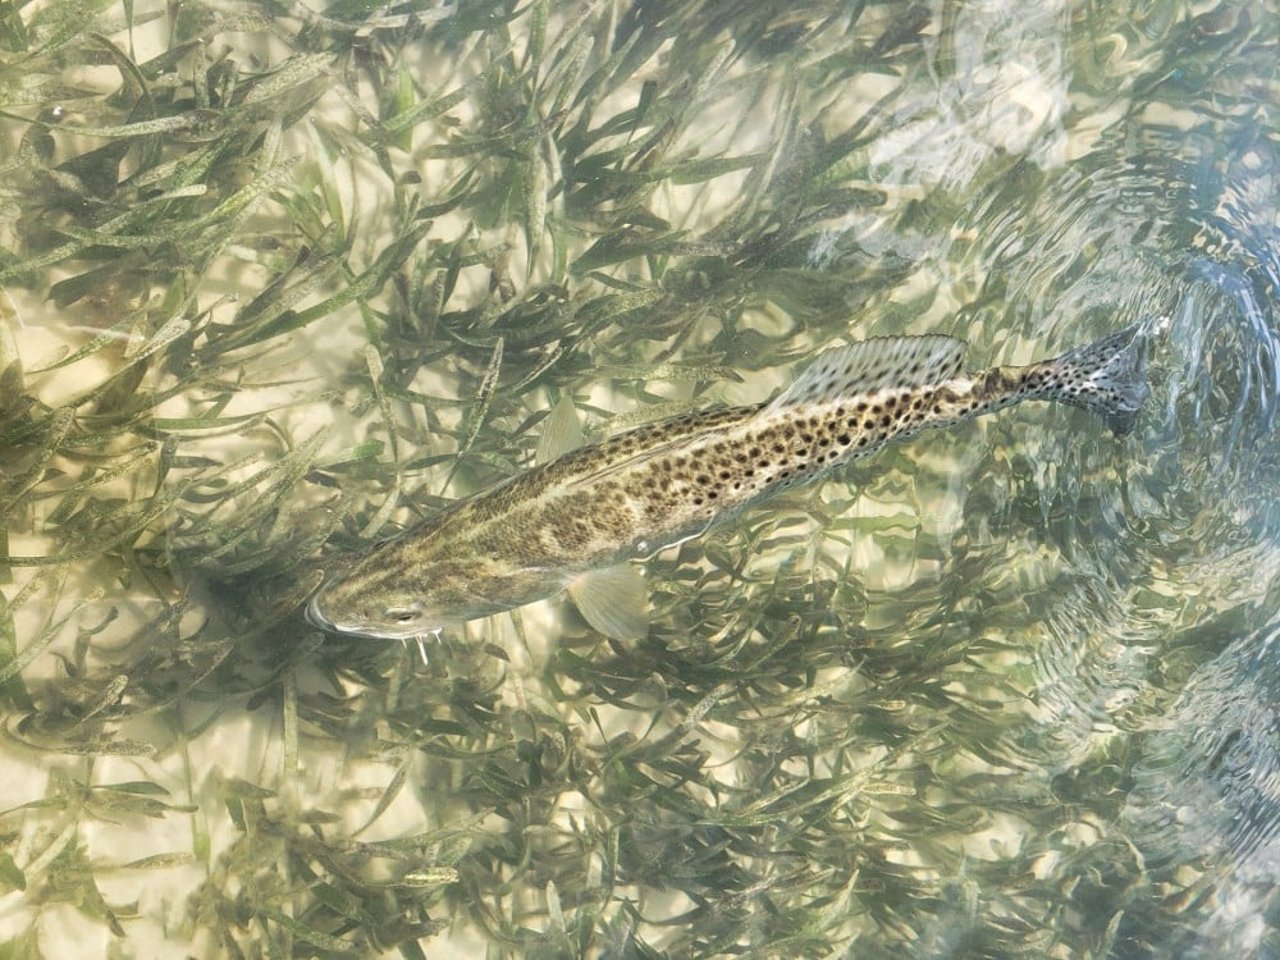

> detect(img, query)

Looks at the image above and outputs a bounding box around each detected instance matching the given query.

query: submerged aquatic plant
[0,0,1278,957]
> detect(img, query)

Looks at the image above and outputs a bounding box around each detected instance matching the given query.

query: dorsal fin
[763,334,967,413]
[536,394,585,464]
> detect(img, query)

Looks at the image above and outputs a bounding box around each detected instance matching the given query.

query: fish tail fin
[1033,318,1164,436]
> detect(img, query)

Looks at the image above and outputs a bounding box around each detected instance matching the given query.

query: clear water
[1,0,1278,957]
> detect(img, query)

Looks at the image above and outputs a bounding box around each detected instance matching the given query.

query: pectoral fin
[568,564,649,640]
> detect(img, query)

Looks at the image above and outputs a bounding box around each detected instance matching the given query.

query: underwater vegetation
[0,0,1278,957]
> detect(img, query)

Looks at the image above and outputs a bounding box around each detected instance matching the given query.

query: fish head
[305,550,458,640]
[306,581,446,640]
[305,524,566,639]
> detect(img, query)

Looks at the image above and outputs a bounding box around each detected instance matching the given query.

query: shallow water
[1,0,1279,957]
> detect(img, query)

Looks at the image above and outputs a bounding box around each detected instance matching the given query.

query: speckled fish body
[306,321,1156,640]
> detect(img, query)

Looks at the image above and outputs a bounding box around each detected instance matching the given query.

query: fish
[306,319,1159,643]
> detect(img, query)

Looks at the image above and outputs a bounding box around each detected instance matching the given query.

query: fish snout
[305,591,337,632]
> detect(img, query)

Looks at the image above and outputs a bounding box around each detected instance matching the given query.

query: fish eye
[383,603,424,624]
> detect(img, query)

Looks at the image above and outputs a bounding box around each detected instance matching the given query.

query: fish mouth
[305,600,382,640]
[305,592,336,632]
[305,592,374,638]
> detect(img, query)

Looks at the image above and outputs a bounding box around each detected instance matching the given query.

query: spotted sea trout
[306,320,1158,642]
